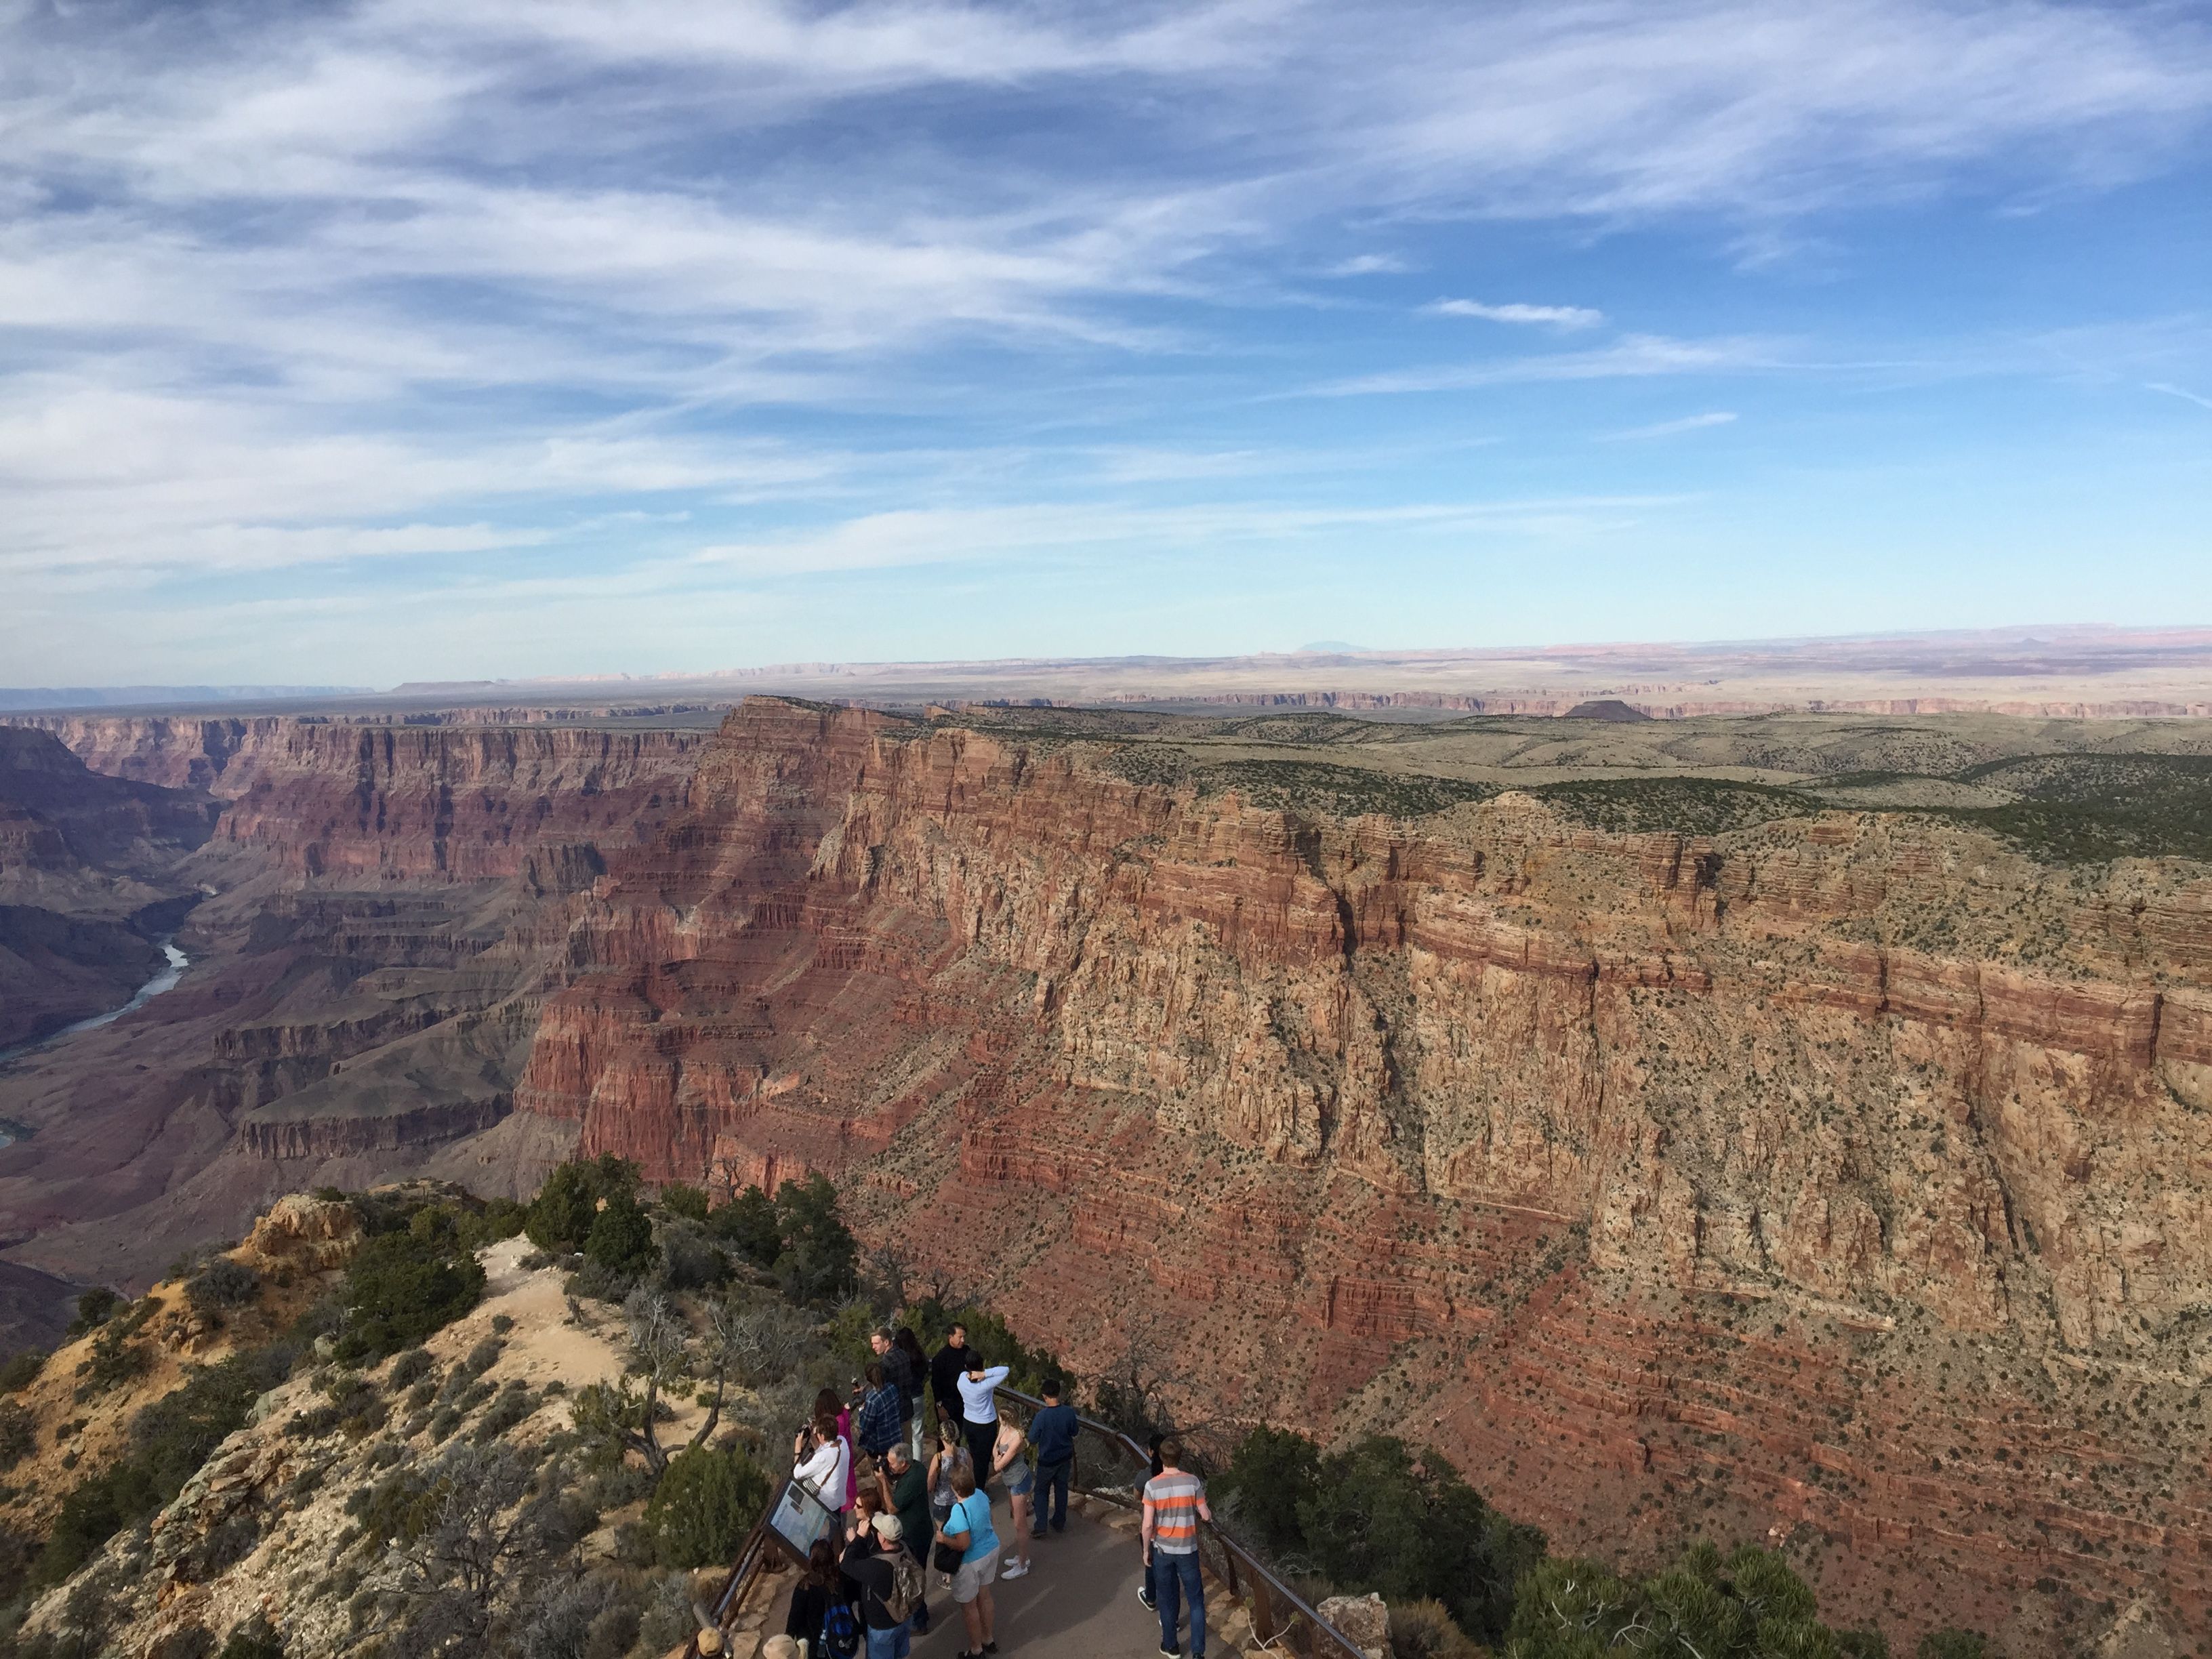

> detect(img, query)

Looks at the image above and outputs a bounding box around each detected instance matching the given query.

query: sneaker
[1138,1586,1156,1612]
[1160,1647,1181,1658]
[1002,1559,1029,1579]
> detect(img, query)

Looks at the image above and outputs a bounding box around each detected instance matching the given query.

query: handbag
[933,1494,972,1574]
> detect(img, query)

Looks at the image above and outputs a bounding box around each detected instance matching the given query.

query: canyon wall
[25,716,705,882]
[0,718,704,1300]
[516,699,2212,1652]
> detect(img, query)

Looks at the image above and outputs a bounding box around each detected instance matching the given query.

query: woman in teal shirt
[935,1465,998,1659]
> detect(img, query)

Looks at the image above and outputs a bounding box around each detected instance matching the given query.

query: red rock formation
[0,718,705,1309]
[514,698,2212,1654]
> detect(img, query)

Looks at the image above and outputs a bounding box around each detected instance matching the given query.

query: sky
[2,0,2209,687]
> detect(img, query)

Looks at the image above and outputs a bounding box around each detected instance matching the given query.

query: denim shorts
[1002,1461,1033,1498]
[865,1624,911,1659]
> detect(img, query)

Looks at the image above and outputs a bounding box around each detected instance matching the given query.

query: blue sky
[2,0,2208,685]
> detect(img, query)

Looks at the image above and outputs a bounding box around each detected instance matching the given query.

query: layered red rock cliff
[514,699,2212,1654]
[0,718,707,1305]
[26,716,705,882]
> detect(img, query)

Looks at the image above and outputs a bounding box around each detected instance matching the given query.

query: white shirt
[795,1434,850,1511]
[956,1365,1011,1426]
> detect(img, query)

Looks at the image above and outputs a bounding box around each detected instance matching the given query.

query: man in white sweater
[956,1359,1010,1491]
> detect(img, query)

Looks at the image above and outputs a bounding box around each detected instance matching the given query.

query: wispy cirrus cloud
[1311,335,1785,396]
[2,0,2211,679]
[2148,382,2212,412]
[1427,298,1604,329]
[1601,411,1740,440]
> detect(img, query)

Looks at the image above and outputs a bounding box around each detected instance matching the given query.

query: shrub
[1505,1545,1890,1659]
[1919,1633,1991,1659]
[1218,1425,1321,1560]
[1296,1435,1544,1644]
[216,1616,285,1659]
[770,1174,856,1303]
[490,1313,515,1336]
[1388,1600,1479,1659]
[71,1322,153,1402]
[639,1445,771,1568]
[389,1349,436,1389]
[657,1222,729,1293]
[585,1191,656,1278]
[470,1382,538,1444]
[456,1198,529,1252]
[657,1183,710,1223]
[525,1155,642,1256]
[333,1230,486,1365]
[706,1185,781,1269]
[0,1350,47,1393]
[186,1258,260,1314]
[565,1260,640,1304]
[0,1402,34,1470]
[65,1288,123,1339]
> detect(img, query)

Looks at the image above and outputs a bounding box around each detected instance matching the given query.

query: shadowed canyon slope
[7,697,2212,1653]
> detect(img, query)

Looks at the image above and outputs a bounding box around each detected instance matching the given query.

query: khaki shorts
[950,1551,999,1603]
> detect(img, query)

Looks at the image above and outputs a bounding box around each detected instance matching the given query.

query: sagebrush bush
[1389,1600,1479,1659]
[186,1259,260,1314]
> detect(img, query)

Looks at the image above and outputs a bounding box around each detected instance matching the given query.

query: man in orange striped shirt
[1141,1439,1213,1658]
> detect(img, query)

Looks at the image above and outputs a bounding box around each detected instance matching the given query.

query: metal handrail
[991,1384,1368,1659]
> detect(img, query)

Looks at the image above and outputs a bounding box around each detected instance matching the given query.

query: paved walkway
[752,1487,1235,1659]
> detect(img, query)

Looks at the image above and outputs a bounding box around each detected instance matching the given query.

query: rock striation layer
[515,698,2212,1654]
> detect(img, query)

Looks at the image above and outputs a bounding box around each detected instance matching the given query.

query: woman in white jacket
[794,1411,851,1517]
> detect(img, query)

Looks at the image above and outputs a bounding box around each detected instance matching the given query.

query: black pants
[964,1418,997,1488]
[1033,1456,1071,1534]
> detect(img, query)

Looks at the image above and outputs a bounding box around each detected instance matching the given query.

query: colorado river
[0,939,190,1088]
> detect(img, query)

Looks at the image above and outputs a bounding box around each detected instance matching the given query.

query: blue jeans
[1032,1457,1071,1534]
[1152,1551,1204,1656]
[865,1622,911,1659]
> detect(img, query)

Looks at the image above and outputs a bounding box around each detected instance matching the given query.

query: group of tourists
[777,1322,1208,1659]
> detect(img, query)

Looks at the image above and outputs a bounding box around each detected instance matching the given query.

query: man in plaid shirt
[856,1361,905,1460]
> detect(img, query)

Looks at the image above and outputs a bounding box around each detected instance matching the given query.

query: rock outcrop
[510,698,2212,1654]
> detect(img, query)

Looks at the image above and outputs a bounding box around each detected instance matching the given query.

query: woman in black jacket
[783,1539,840,1653]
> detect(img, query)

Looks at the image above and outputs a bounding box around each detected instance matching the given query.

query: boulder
[1317,1593,1389,1659]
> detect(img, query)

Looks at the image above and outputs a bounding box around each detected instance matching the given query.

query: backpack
[822,1600,861,1659]
[886,1553,925,1623]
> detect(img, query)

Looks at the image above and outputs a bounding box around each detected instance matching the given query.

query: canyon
[4,695,2212,1654]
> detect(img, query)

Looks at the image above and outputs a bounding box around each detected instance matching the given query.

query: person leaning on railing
[1025,1378,1078,1539]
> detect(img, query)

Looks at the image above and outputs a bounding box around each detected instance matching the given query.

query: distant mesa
[1560,698,1652,721]
[1296,640,1368,653]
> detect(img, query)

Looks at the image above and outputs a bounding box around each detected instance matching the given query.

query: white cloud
[1314,335,1784,396]
[1427,298,1603,329]
[0,0,2208,666]
[1600,411,1740,440]
[2148,382,2212,412]
[1326,254,1414,276]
